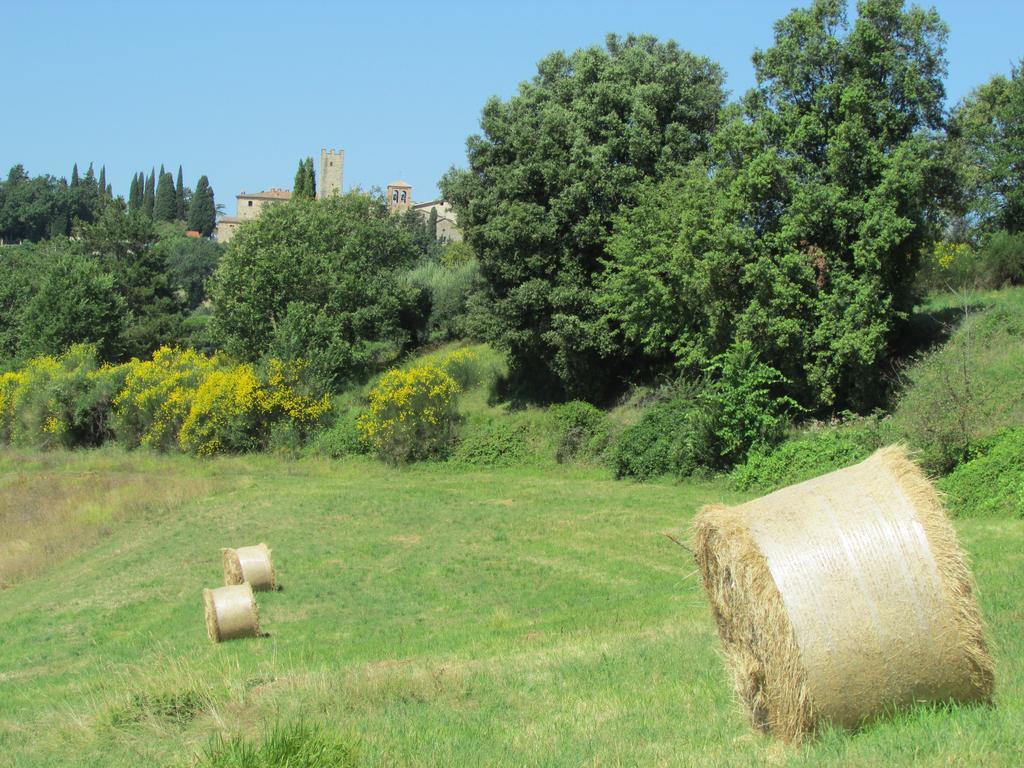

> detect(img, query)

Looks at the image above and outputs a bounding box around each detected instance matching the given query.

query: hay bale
[222,543,276,591]
[203,583,261,643]
[694,446,994,741]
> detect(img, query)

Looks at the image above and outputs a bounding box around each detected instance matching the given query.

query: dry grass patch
[0,449,218,587]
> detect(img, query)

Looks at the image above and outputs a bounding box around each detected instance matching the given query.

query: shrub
[307,410,367,459]
[177,360,330,456]
[112,346,217,450]
[939,428,1024,518]
[0,345,128,449]
[698,342,799,469]
[891,299,1024,473]
[357,365,460,464]
[610,393,711,480]
[548,401,611,463]
[405,258,485,342]
[450,421,530,467]
[731,416,886,491]
[980,231,1024,287]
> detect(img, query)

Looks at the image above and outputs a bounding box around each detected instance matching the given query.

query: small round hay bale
[693,446,994,742]
[222,543,276,591]
[203,583,261,643]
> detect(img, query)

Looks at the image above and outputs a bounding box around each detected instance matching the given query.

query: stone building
[387,181,462,242]
[215,188,292,244]
[318,148,343,198]
[214,148,462,243]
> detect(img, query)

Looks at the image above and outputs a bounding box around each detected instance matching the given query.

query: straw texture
[203,583,261,643]
[694,446,994,741]
[222,543,276,591]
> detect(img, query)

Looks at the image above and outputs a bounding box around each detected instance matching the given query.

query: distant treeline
[0,162,216,244]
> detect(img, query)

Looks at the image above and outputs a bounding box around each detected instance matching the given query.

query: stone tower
[318,148,344,198]
[387,181,412,213]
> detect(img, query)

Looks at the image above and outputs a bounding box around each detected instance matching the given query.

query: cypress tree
[71,163,80,187]
[175,165,186,220]
[154,171,177,221]
[128,174,140,212]
[292,158,311,200]
[187,175,216,236]
[143,168,155,219]
[98,166,106,198]
[306,157,316,199]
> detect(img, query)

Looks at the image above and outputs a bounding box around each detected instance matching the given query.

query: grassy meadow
[1,447,1021,767]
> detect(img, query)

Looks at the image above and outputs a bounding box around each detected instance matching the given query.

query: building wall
[319,149,344,198]
[387,183,413,213]
[413,199,463,242]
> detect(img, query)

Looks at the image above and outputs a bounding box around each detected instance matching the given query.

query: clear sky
[2,0,1022,211]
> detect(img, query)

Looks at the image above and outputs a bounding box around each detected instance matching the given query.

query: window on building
[392,190,399,202]
[248,200,253,207]
[401,191,407,203]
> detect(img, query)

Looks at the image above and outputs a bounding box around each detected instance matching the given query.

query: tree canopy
[441,33,726,401]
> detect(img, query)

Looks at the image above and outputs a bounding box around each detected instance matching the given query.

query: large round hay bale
[693,446,994,742]
[203,583,261,643]
[222,543,276,591]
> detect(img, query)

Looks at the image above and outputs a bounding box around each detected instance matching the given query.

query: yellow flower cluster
[933,241,973,271]
[110,348,330,456]
[358,364,460,464]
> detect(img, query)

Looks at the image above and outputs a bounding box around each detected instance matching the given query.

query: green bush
[731,416,886,491]
[698,342,798,469]
[405,258,486,342]
[198,721,360,768]
[548,401,611,463]
[451,421,530,467]
[610,393,711,480]
[980,231,1024,287]
[891,297,1024,474]
[307,409,367,459]
[939,428,1024,518]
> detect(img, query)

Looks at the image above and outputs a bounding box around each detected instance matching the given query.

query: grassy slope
[0,449,1021,767]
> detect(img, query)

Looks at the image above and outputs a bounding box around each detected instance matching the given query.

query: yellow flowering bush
[436,347,480,389]
[0,345,127,449]
[112,346,217,449]
[358,364,460,464]
[178,360,330,456]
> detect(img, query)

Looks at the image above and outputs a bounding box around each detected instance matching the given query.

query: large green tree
[211,193,421,388]
[142,168,155,219]
[292,157,315,200]
[441,34,725,401]
[602,0,949,412]
[187,176,216,236]
[949,60,1024,235]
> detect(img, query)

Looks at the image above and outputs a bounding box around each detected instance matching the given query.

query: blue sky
[2,1,1022,211]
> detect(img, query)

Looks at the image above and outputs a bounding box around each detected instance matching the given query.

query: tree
[210,193,420,388]
[187,175,216,236]
[306,157,316,199]
[143,168,155,219]
[950,60,1024,235]
[156,234,222,310]
[76,204,183,357]
[128,173,141,212]
[154,171,177,221]
[601,0,949,412]
[292,157,313,200]
[175,165,186,220]
[441,34,726,401]
[71,163,80,188]
[98,166,106,199]
[18,251,126,359]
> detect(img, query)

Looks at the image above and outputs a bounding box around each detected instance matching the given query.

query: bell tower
[318,148,344,198]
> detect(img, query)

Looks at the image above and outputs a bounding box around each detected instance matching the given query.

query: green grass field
[1,447,1021,767]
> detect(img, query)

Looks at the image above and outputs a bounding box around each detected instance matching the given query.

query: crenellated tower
[318,148,344,198]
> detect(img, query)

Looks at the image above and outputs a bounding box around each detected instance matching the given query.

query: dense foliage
[939,427,1024,518]
[603,0,949,413]
[211,193,423,389]
[0,345,329,456]
[442,34,726,401]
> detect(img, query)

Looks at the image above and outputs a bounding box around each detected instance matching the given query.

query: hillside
[0,447,1021,767]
